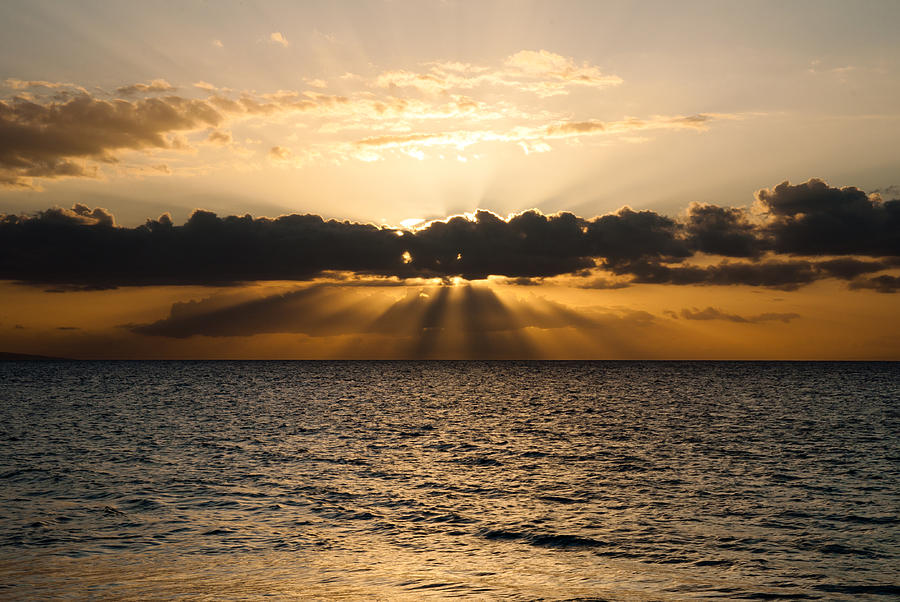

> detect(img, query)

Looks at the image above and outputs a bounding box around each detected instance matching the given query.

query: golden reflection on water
[2,546,697,600]
[2,361,897,599]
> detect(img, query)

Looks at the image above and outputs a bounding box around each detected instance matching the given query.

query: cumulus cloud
[1,179,897,289]
[756,179,900,256]
[0,205,411,286]
[684,202,763,257]
[0,83,383,187]
[0,93,223,186]
[69,203,115,226]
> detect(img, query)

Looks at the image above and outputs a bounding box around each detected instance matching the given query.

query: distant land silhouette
[0,352,70,361]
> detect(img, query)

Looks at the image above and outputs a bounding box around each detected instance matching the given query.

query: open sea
[0,361,898,600]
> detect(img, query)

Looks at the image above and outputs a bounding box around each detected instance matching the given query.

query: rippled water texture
[1,361,898,599]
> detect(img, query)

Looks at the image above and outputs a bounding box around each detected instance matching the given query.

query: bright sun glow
[400,218,424,229]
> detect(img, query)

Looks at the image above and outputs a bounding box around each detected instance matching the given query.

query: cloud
[756,179,900,256]
[815,257,890,279]
[679,306,800,323]
[69,203,115,226]
[0,93,223,187]
[269,32,289,47]
[0,53,749,186]
[684,202,762,257]
[0,83,370,187]
[351,113,739,158]
[268,145,291,160]
[807,60,858,81]
[575,276,631,290]
[586,207,690,266]
[872,184,900,198]
[206,129,232,145]
[503,49,623,95]
[407,210,596,279]
[376,49,622,97]
[2,79,564,186]
[116,79,176,96]
[606,259,820,290]
[0,205,411,286]
[1,179,897,290]
[375,70,453,95]
[605,256,898,291]
[4,79,89,94]
[848,275,900,293]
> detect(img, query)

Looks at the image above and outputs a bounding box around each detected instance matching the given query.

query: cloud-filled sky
[1,0,898,359]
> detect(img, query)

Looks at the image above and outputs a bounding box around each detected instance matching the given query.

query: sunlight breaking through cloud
[0,50,750,187]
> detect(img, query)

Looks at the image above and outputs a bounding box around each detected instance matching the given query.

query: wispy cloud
[116,79,176,96]
[4,78,88,94]
[0,50,757,186]
[206,129,233,146]
[268,145,291,160]
[348,113,742,160]
[376,49,622,97]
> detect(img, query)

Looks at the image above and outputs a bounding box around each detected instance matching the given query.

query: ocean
[0,361,898,600]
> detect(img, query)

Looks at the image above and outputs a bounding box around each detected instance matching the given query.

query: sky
[1,0,898,359]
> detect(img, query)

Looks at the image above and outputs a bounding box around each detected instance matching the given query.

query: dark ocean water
[0,361,898,600]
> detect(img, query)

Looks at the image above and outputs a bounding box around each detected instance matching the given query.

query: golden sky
[1,0,898,359]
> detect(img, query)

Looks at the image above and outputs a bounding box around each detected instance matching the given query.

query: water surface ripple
[0,361,898,599]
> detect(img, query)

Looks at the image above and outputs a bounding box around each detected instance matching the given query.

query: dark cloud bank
[675,307,800,324]
[1,179,898,291]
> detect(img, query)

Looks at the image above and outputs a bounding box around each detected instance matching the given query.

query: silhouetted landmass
[0,351,70,360]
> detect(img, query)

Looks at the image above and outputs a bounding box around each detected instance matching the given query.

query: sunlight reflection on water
[1,361,898,599]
